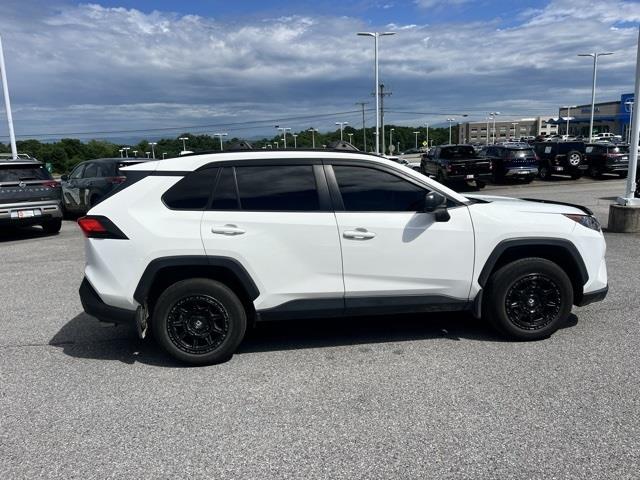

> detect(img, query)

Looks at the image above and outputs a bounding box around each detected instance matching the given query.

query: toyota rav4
[78,150,608,364]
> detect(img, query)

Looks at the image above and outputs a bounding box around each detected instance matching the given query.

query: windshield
[0,164,52,182]
[608,145,629,154]
[440,146,476,159]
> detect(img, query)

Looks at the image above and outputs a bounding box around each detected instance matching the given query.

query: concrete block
[608,204,640,233]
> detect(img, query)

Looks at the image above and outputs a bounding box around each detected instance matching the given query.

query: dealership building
[457,117,558,144]
[555,93,634,139]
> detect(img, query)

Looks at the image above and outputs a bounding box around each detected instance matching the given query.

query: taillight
[43,180,60,188]
[77,216,128,239]
[106,176,126,184]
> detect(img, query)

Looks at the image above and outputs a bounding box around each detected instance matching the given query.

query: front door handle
[343,228,376,240]
[211,224,245,235]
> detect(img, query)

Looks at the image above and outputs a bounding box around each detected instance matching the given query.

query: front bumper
[79,277,136,324]
[576,285,608,307]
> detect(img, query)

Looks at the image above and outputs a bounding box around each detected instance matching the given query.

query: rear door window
[70,164,85,179]
[83,163,98,178]
[235,165,320,211]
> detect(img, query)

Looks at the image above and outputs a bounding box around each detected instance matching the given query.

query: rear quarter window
[162,168,219,210]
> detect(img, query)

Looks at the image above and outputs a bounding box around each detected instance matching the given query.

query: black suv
[479,144,539,183]
[421,145,491,188]
[0,159,62,233]
[584,143,629,178]
[533,141,588,180]
[61,158,148,215]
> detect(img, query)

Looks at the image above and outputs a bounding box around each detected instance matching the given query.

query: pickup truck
[421,145,492,188]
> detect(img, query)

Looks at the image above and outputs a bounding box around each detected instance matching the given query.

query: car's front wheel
[538,163,552,180]
[41,219,62,234]
[152,278,247,365]
[484,258,573,340]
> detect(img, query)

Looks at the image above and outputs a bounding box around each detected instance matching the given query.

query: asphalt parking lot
[1,177,639,479]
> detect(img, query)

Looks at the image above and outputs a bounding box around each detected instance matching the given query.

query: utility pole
[0,34,17,159]
[355,101,368,151]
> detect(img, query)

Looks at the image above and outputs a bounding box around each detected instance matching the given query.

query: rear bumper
[576,285,608,307]
[447,172,492,181]
[505,167,538,177]
[0,200,62,225]
[79,277,136,324]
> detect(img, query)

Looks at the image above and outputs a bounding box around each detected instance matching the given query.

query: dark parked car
[61,158,148,215]
[584,143,629,178]
[421,145,491,188]
[0,158,62,233]
[533,141,588,180]
[479,144,539,183]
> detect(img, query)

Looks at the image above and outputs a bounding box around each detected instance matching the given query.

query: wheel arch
[478,238,588,304]
[134,256,260,321]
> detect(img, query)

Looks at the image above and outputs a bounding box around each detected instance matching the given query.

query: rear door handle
[343,228,376,240]
[211,224,245,235]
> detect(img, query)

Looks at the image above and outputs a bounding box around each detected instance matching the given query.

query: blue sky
[0,0,638,142]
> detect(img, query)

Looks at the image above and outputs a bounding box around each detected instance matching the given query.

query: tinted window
[0,164,52,182]
[211,167,239,210]
[96,162,115,177]
[163,168,218,210]
[439,146,476,159]
[70,164,85,179]
[333,165,426,212]
[235,165,319,211]
[507,148,536,158]
[84,163,98,178]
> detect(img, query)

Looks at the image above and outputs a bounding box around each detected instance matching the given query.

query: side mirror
[60,174,69,181]
[424,192,450,222]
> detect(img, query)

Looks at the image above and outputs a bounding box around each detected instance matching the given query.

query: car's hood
[464,193,591,215]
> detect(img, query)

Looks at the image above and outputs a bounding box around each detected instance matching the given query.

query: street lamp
[148,142,157,159]
[578,52,613,142]
[625,100,634,143]
[562,105,577,137]
[389,128,395,153]
[308,128,318,149]
[162,152,167,159]
[446,118,455,144]
[490,112,500,144]
[413,131,420,149]
[511,122,518,139]
[347,132,353,144]
[123,147,130,158]
[336,122,349,141]
[276,126,291,148]
[118,149,123,158]
[132,150,138,157]
[145,152,150,158]
[179,137,189,152]
[357,31,396,154]
[292,134,298,148]
[213,133,228,151]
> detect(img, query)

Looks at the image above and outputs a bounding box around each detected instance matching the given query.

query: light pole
[446,118,455,144]
[266,144,272,149]
[388,128,395,153]
[145,152,150,158]
[162,152,167,159]
[511,122,518,140]
[276,126,291,148]
[293,134,298,148]
[308,128,318,148]
[490,112,500,144]
[213,133,228,151]
[123,147,130,158]
[413,131,420,149]
[485,117,491,145]
[357,31,396,154]
[179,137,189,152]
[132,150,138,157]
[0,35,17,159]
[425,123,429,148]
[347,133,353,144]
[118,149,123,158]
[149,142,157,159]
[562,105,577,137]
[578,52,613,142]
[355,101,368,151]
[336,121,349,141]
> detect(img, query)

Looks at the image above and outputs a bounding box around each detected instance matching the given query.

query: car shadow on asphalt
[49,311,579,367]
[0,225,55,243]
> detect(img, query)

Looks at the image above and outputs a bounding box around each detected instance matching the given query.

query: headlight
[564,214,601,232]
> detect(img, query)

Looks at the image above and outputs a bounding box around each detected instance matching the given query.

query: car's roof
[84,157,151,163]
[124,149,472,204]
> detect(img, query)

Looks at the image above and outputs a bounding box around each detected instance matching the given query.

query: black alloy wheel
[504,274,561,331]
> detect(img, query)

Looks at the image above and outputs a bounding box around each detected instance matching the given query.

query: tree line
[0,125,455,173]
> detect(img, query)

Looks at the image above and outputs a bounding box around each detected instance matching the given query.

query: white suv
[78,150,608,364]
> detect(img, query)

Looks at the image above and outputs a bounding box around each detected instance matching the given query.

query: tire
[570,172,582,180]
[152,278,247,365]
[567,150,582,167]
[618,171,628,179]
[436,169,446,184]
[538,163,552,180]
[484,258,573,340]
[589,165,602,179]
[41,219,62,234]
[523,175,535,184]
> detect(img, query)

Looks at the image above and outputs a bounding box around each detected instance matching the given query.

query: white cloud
[0,0,638,139]
[414,0,472,9]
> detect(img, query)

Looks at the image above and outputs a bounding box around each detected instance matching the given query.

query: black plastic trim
[575,285,608,307]
[256,294,470,321]
[477,238,589,288]
[79,278,136,324]
[133,255,260,304]
[520,198,594,216]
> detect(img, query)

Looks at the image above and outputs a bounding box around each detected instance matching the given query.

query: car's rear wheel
[484,258,573,340]
[152,278,247,365]
[41,219,62,234]
[538,163,552,180]
[589,165,602,179]
[618,171,628,179]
